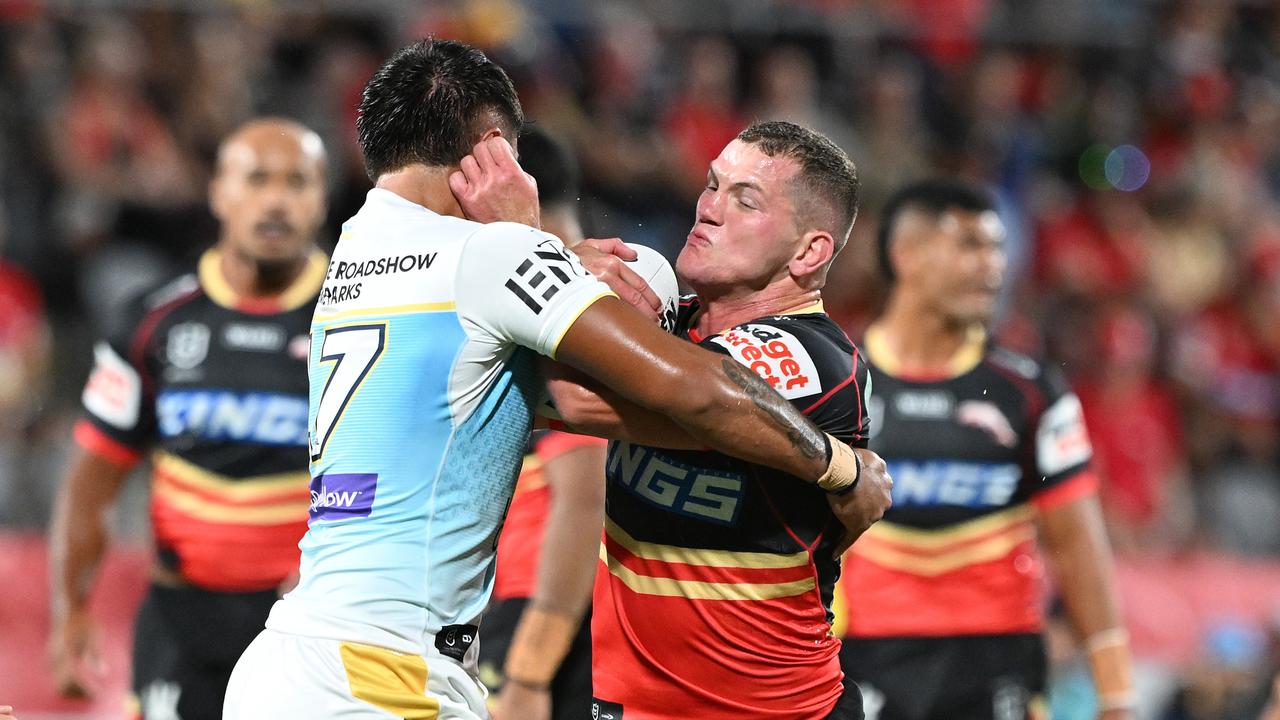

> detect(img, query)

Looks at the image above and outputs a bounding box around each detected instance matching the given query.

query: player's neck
[218,246,311,297]
[692,283,821,338]
[375,166,465,219]
[872,292,979,371]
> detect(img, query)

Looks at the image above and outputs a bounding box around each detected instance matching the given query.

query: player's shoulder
[983,343,1073,400]
[706,311,854,402]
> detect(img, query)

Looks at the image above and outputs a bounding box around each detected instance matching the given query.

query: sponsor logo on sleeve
[83,342,142,430]
[309,473,378,521]
[505,238,591,315]
[710,324,822,400]
[1036,393,1092,476]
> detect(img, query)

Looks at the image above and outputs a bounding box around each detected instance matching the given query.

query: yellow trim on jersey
[601,545,816,601]
[340,642,440,720]
[850,524,1037,577]
[153,451,310,502]
[152,475,309,525]
[860,505,1035,549]
[313,301,457,323]
[548,289,619,360]
[199,248,328,312]
[863,323,986,379]
[606,517,810,570]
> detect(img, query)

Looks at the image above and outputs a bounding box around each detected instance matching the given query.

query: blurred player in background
[480,126,606,720]
[836,179,1133,720]
[224,40,873,720]
[47,118,329,720]
[548,120,893,720]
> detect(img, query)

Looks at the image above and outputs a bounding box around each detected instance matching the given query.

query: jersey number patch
[309,324,387,462]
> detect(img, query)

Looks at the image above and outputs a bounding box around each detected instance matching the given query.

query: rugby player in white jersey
[224,39,888,720]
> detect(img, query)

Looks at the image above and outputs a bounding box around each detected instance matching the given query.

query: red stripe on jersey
[73,419,143,467]
[151,493,306,592]
[602,532,815,588]
[153,466,312,507]
[593,554,843,719]
[1031,469,1099,512]
[841,531,1044,637]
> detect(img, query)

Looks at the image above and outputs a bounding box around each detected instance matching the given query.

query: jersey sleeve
[76,293,156,465]
[1028,365,1098,509]
[703,320,870,447]
[455,222,615,358]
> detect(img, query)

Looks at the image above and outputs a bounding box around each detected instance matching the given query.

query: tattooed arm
[554,296,837,483]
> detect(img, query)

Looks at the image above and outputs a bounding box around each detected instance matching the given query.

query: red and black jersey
[836,327,1098,640]
[494,430,607,601]
[76,249,326,593]
[592,296,871,720]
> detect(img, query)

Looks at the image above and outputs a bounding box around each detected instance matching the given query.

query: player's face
[211,129,327,264]
[677,140,803,292]
[921,209,1006,325]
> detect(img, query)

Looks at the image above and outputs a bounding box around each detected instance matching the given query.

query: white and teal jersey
[267,189,612,654]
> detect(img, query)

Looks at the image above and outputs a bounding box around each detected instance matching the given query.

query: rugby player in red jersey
[47,118,329,720]
[548,121,894,720]
[836,179,1133,720]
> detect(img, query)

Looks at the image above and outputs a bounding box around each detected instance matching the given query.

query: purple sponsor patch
[309,473,378,521]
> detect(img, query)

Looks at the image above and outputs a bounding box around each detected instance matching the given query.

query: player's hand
[828,448,893,557]
[0,705,17,720]
[491,681,551,720]
[48,607,106,699]
[572,238,662,320]
[448,137,540,228]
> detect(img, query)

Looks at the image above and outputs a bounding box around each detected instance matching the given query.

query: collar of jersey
[199,248,328,315]
[687,299,825,343]
[864,323,986,381]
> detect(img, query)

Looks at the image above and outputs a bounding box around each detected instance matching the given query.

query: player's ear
[791,229,834,279]
[208,173,229,223]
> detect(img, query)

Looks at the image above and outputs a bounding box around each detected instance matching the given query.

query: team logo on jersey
[957,400,1019,448]
[166,322,210,370]
[710,324,822,400]
[505,238,590,314]
[288,334,310,361]
[888,459,1021,507]
[309,473,378,521]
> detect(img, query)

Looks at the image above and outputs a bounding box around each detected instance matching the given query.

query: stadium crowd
[1,1,1278,718]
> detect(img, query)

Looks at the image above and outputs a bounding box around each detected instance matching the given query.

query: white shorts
[223,628,489,719]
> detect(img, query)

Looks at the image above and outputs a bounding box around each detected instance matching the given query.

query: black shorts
[839,633,1047,720]
[131,583,277,720]
[479,596,592,720]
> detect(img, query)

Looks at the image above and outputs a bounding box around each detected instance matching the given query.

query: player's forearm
[546,371,701,449]
[531,447,606,616]
[1040,495,1134,709]
[49,453,126,620]
[670,354,830,480]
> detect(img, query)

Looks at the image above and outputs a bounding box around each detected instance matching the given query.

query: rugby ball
[625,244,680,333]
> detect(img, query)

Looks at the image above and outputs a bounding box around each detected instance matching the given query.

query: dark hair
[518,125,579,207]
[876,178,994,282]
[736,121,859,250]
[357,39,524,179]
